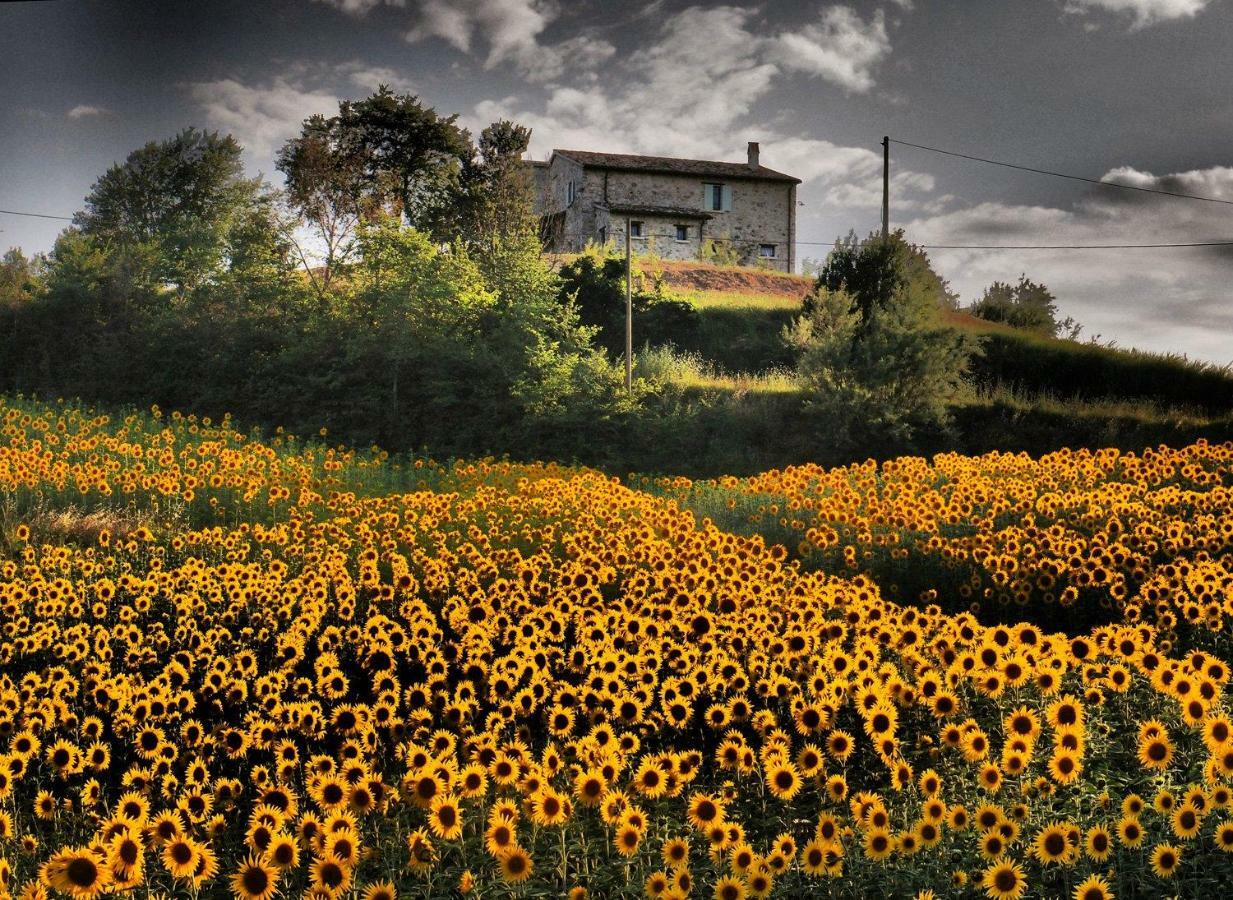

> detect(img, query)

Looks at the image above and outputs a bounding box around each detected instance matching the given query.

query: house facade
[530,143,800,273]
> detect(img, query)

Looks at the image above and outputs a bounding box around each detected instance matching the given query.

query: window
[598,226,607,245]
[630,220,643,238]
[759,243,777,258]
[566,180,577,205]
[675,224,689,241]
[703,182,731,211]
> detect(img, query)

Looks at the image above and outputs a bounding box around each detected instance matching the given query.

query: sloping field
[3,396,1233,898]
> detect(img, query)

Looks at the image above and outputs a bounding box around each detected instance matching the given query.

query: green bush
[556,249,699,356]
[788,233,975,453]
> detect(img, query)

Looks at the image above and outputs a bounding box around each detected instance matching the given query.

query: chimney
[747,141,760,169]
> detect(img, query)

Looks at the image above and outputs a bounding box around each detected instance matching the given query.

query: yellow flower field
[1,398,1233,898]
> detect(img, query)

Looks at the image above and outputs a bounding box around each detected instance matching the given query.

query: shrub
[789,233,975,453]
[556,248,699,356]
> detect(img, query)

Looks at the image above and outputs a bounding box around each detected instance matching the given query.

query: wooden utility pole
[881,136,890,241]
[624,216,633,393]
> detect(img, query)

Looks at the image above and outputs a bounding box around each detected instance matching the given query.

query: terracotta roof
[601,203,713,220]
[552,149,800,184]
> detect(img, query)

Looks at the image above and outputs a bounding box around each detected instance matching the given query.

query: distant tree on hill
[790,230,975,451]
[0,249,44,307]
[280,87,474,242]
[278,90,542,291]
[806,229,959,320]
[461,120,537,255]
[276,113,368,296]
[969,275,1079,339]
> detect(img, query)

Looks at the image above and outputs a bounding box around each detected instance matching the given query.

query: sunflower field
[2,398,1233,899]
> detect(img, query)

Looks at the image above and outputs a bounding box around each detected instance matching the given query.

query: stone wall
[606,214,704,262]
[533,155,797,272]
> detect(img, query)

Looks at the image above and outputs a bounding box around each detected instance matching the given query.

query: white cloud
[405,0,547,64]
[770,6,890,93]
[1063,0,1210,27]
[903,167,1233,363]
[334,61,417,94]
[67,104,108,119]
[186,76,341,162]
[185,60,423,165]
[468,4,923,207]
[313,0,404,16]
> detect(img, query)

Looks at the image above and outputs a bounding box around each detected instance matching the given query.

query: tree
[556,247,698,357]
[0,248,44,307]
[345,216,495,441]
[460,119,537,255]
[276,114,368,296]
[330,86,474,240]
[74,128,263,292]
[806,229,959,320]
[789,231,975,451]
[969,275,1076,338]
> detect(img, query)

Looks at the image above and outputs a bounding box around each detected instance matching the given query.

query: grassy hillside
[591,260,1233,475]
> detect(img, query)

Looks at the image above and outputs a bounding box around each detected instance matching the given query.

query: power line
[889,138,1233,207]
[691,233,1233,251]
[0,208,74,221]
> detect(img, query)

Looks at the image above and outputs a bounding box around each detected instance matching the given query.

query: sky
[2,0,1233,362]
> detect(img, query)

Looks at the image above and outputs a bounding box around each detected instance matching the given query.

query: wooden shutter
[722,185,732,212]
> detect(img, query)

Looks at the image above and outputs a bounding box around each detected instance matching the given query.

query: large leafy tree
[461,119,537,254]
[0,248,44,308]
[74,128,266,292]
[278,87,474,243]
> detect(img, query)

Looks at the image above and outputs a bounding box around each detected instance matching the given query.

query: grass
[687,288,801,311]
[634,346,798,395]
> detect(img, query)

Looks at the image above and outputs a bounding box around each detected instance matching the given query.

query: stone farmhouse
[529,142,801,273]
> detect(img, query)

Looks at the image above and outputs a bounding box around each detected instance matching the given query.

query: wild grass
[635,347,798,394]
[687,289,801,311]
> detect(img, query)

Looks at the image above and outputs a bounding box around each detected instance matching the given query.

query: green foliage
[74,128,270,292]
[969,274,1076,337]
[462,120,538,256]
[556,248,699,356]
[805,228,959,319]
[327,86,475,240]
[0,249,44,307]
[789,233,976,452]
[699,237,742,267]
[968,325,1233,416]
[276,92,538,296]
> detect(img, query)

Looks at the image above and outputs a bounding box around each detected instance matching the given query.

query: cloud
[185,60,424,165]
[903,167,1233,363]
[769,6,890,93]
[1063,0,1211,27]
[313,0,404,16]
[334,61,417,94]
[469,4,923,205]
[67,105,109,119]
[186,75,341,161]
[321,0,890,91]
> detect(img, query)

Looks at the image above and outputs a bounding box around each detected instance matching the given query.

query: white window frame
[675,224,689,242]
[759,243,777,258]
